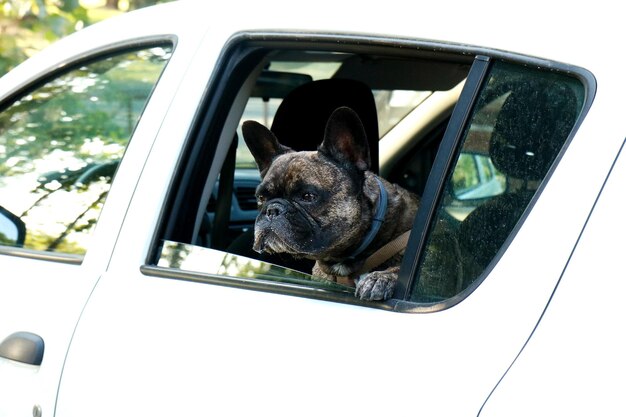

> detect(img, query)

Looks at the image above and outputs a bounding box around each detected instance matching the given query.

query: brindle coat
[242,107,418,300]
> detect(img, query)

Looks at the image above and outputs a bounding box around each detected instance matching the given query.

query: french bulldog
[241,106,418,301]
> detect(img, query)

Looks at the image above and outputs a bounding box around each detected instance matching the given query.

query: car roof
[175,0,616,68]
[0,0,621,122]
[37,0,618,67]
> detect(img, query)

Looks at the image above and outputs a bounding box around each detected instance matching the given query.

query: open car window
[149,37,590,310]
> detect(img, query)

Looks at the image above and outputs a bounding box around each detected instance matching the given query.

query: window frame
[0,37,176,264]
[396,58,595,312]
[143,32,596,313]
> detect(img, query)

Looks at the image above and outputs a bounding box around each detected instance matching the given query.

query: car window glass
[0,45,172,256]
[158,240,354,293]
[412,60,585,302]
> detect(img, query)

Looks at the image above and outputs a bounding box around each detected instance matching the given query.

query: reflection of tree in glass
[0,53,165,175]
[219,254,272,278]
[162,242,192,269]
[217,252,352,291]
[0,1,174,76]
[0,231,10,245]
[0,47,171,254]
[452,154,479,192]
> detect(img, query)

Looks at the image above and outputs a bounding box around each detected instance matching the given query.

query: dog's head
[242,107,372,260]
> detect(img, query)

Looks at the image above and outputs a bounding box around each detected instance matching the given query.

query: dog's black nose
[265,201,285,219]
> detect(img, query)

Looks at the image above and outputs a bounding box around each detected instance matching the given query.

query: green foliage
[452,153,480,193]
[0,46,172,254]
[0,0,170,75]
[0,0,174,255]
[0,231,11,244]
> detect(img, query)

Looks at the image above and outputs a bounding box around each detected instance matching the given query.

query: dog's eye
[300,192,317,203]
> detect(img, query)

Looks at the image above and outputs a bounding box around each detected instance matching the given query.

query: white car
[0,1,623,416]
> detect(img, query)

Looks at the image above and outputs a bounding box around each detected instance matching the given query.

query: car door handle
[0,332,45,366]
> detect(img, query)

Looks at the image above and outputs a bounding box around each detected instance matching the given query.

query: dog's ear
[242,120,292,177]
[318,107,371,172]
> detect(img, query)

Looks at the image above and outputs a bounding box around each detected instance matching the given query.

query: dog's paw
[355,268,399,301]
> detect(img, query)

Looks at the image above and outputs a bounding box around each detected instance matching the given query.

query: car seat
[270,78,380,171]
[457,79,578,289]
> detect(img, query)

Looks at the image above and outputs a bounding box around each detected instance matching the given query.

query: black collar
[348,177,388,260]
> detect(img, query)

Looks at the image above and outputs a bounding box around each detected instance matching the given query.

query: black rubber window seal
[394,55,492,300]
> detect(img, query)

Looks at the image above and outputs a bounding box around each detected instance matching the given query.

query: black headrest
[270,78,380,172]
[489,80,578,181]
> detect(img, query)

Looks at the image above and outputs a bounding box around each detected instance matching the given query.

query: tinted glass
[412,60,585,302]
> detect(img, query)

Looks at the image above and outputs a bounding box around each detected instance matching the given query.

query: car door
[480,140,626,416]
[52,23,610,417]
[0,5,208,416]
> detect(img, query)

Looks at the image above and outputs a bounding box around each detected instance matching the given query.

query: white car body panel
[0,4,209,417]
[0,1,623,416]
[481,142,626,416]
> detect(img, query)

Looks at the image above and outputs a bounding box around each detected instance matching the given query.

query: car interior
[194,47,472,273]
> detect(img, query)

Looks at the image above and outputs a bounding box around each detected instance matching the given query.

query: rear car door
[480,140,626,415]
[0,6,207,416]
[54,25,605,417]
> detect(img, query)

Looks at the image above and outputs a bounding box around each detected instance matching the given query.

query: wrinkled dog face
[253,152,363,258]
[242,107,371,261]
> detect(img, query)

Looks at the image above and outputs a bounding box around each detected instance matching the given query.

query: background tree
[0,0,172,75]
